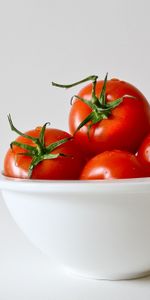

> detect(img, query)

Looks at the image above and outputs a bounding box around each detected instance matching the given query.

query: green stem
[52,75,98,89]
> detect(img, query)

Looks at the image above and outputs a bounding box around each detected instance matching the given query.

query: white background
[0,0,150,299]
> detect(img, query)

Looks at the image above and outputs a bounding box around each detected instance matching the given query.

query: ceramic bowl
[0,174,150,280]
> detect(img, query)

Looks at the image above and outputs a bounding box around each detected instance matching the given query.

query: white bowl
[0,174,150,280]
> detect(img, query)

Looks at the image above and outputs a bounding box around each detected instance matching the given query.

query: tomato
[80,150,146,180]
[4,116,85,180]
[66,75,150,156]
[137,134,150,176]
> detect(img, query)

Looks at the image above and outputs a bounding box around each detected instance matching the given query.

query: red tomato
[69,77,150,156]
[137,134,150,176]
[80,150,146,180]
[4,120,85,180]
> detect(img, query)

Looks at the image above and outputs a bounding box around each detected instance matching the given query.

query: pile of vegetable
[3,74,150,180]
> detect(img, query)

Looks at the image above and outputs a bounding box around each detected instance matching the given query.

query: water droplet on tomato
[145,146,150,161]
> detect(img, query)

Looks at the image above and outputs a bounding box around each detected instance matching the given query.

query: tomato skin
[69,79,150,156]
[80,150,146,180]
[137,134,150,176]
[4,128,85,180]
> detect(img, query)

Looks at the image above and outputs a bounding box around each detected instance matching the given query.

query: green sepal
[52,73,135,137]
[74,112,95,135]
[8,114,38,144]
[104,97,123,111]
[10,141,37,155]
[46,137,72,152]
[98,72,108,106]
[28,152,69,178]
[39,122,50,146]
[74,95,98,110]
[8,115,73,179]
[28,153,60,178]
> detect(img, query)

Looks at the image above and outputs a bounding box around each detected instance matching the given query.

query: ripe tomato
[80,150,146,180]
[4,116,85,180]
[137,134,150,176]
[67,76,150,156]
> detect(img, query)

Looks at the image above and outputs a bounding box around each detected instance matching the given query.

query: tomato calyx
[52,74,124,137]
[8,114,72,178]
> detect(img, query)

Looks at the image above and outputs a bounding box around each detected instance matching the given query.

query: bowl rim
[0,173,150,193]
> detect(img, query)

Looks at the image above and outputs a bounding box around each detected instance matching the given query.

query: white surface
[0,0,150,298]
[0,0,150,169]
[1,176,150,281]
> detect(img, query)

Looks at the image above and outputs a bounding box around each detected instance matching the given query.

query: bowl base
[64,267,150,281]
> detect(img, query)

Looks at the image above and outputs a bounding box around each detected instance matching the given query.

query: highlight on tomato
[52,74,150,157]
[137,134,150,176]
[4,115,85,180]
[80,150,146,180]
